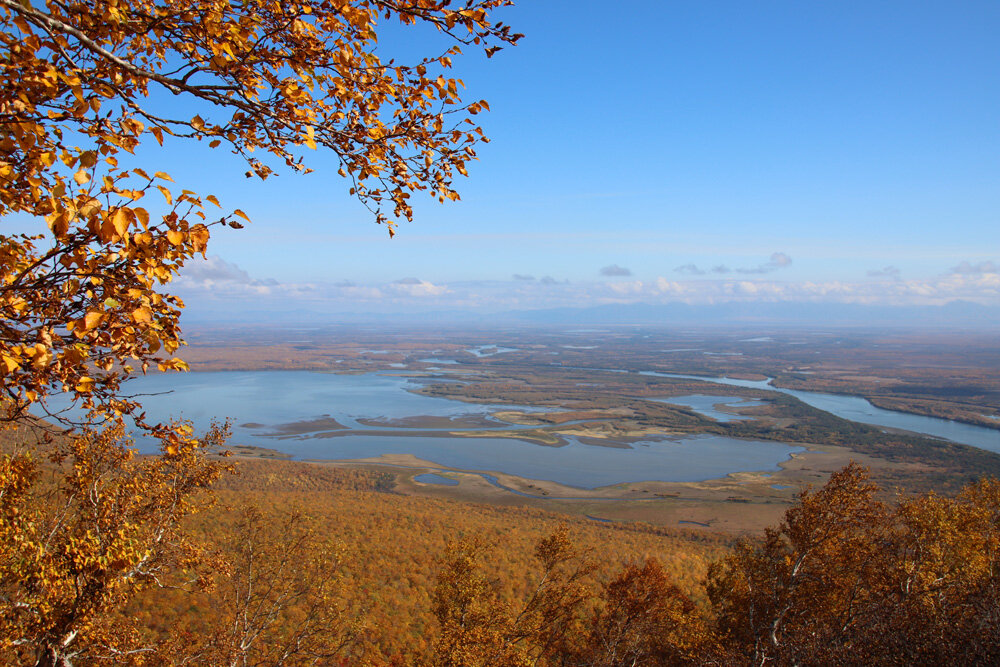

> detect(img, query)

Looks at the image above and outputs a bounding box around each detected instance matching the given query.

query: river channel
[639,371,1000,453]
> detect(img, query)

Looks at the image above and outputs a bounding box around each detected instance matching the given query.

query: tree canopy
[0,0,520,426]
[0,2,519,662]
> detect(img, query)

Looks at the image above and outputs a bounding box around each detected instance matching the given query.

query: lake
[76,370,804,488]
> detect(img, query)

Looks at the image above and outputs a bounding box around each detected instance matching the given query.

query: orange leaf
[131,306,153,324]
[84,310,104,330]
[112,208,131,236]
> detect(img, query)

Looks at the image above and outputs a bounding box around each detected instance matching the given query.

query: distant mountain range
[184,299,1000,330]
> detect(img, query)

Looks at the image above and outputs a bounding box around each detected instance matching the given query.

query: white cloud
[654,278,685,294]
[386,279,449,297]
[179,255,252,285]
[173,255,1000,316]
[608,280,644,295]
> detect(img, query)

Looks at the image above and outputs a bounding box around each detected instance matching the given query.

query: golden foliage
[707,463,1000,665]
[0,419,231,665]
[121,459,725,664]
[0,0,520,426]
[1,2,520,659]
[431,526,598,666]
[171,505,359,665]
[4,451,995,665]
[580,558,710,665]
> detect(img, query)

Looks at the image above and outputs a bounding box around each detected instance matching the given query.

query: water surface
[72,371,804,488]
[414,473,459,486]
[641,371,1000,453]
[649,394,767,422]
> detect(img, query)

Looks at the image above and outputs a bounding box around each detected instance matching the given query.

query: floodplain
[150,324,1000,533]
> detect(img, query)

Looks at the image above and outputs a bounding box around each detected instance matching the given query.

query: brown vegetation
[4,415,1000,664]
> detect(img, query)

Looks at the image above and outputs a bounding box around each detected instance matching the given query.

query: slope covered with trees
[5,451,999,665]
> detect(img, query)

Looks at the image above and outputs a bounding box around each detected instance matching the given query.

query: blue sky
[69,2,1000,316]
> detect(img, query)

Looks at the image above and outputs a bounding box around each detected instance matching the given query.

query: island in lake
[122,324,1000,533]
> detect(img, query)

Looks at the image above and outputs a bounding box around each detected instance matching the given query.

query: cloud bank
[174,256,1000,315]
[675,252,793,277]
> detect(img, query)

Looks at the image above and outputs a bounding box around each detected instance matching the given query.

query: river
[639,371,1000,453]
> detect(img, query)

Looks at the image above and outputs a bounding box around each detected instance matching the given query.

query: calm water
[71,371,803,488]
[414,473,459,486]
[110,370,543,432]
[267,432,803,488]
[649,394,768,422]
[641,371,1000,453]
[467,345,518,357]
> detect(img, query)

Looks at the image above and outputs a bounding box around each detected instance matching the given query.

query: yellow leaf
[84,310,104,330]
[154,171,174,182]
[1,354,20,373]
[167,229,185,245]
[233,209,251,223]
[74,169,90,185]
[157,185,172,205]
[76,377,95,393]
[112,208,130,236]
[131,306,153,324]
[189,225,210,255]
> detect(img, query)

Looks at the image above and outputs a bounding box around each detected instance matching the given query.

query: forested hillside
[5,433,998,665]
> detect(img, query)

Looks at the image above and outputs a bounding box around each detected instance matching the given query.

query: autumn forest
[3,1,1000,665]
